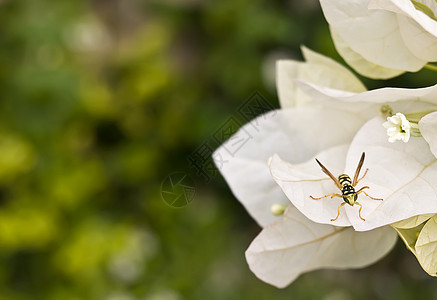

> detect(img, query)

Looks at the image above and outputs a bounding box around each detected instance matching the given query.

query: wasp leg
[355,186,369,193]
[331,202,346,221]
[357,188,383,201]
[310,193,342,200]
[355,202,365,221]
[363,191,383,201]
[355,168,369,185]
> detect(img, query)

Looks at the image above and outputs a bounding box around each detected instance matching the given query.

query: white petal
[276,60,314,108]
[276,47,365,108]
[419,111,437,158]
[346,117,437,231]
[397,14,437,62]
[214,108,366,227]
[369,0,437,37]
[246,206,397,288]
[320,0,425,72]
[397,112,409,126]
[369,0,437,61]
[401,132,410,142]
[388,136,397,143]
[300,46,367,93]
[392,222,423,255]
[391,114,402,125]
[391,214,434,229]
[415,215,437,276]
[386,127,399,135]
[296,81,437,118]
[330,28,406,79]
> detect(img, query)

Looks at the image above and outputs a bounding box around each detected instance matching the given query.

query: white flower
[214,48,437,287]
[419,111,437,158]
[319,0,437,79]
[213,49,397,287]
[214,109,397,288]
[383,112,419,143]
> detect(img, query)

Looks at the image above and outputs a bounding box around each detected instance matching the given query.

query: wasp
[310,152,382,221]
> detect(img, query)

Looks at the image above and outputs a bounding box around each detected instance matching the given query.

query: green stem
[405,110,435,123]
[424,64,437,72]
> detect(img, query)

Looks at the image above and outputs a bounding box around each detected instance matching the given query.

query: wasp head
[343,193,357,205]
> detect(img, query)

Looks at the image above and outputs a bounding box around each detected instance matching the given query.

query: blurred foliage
[0,0,435,299]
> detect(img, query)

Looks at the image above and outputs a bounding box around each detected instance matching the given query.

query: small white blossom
[383,112,419,143]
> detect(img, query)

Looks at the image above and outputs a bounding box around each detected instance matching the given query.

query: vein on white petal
[249,217,348,254]
[384,159,437,202]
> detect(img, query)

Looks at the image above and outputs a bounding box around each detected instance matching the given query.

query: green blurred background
[0,0,436,299]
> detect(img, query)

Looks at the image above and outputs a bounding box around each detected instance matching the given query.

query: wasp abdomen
[338,174,357,205]
[341,184,355,195]
[338,174,352,187]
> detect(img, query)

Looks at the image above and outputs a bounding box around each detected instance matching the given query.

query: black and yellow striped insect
[310,152,382,221]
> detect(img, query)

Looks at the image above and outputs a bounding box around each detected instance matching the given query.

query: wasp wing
[315,158,341,190]
[352,152,365,186]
